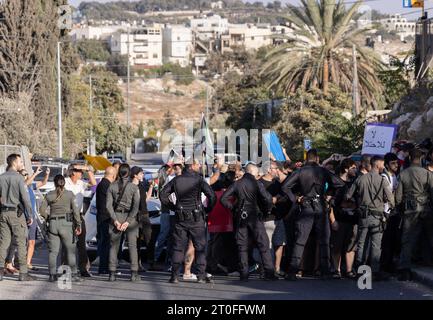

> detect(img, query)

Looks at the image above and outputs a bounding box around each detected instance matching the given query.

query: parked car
[31,163,69,194]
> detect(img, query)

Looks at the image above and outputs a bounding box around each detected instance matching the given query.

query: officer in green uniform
[106,164,141,282]
[346,155,394,281]
[0,154,35,281]
[39,175,82,282]
[395,149,433,281]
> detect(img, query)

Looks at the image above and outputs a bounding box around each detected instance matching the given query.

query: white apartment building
[221,24,273,53]
[380,14,416,38]
[70,24,130,41]
[162,25,193,67]
[271,25,294,44]
[190,14,229,39]
[110,27,163,67]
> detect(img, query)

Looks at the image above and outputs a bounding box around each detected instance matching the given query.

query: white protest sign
[361,123,398,156]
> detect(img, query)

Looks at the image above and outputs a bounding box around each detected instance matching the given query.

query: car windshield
[32,166,63,182]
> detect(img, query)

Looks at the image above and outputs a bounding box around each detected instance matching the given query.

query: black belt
[0,207,17,212]
[49,215,67,221]
[115,210,130,214]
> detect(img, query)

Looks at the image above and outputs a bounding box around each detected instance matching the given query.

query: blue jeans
[154,212,171,262]
[97,220,110,273]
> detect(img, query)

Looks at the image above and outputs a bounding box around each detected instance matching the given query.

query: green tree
[273,85,354,159]
[0,0,75,155]
[378,55,414,107]
[107,54,128,77]
[77,39,111,61]
[260,0,384,109]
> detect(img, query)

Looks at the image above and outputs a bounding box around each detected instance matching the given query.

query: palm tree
[260,0,384,110]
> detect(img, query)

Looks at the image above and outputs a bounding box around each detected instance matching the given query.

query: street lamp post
[57,41,63,158]
[156,131,161,153]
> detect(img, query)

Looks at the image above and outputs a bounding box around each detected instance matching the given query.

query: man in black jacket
[160,160,217,284]
[95,166,117,275]
[221,163,277,281]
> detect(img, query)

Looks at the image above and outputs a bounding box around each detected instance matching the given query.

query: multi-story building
[190,14,229,39]
[70,23,131,41]
[220,24,273,53]
[162,25,193,67]
[110,26,163,67]
[379,14,416,38]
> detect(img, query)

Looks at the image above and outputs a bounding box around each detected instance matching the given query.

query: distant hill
[78,0,247,20]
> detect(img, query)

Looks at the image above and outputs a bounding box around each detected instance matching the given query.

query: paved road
[1,245,433,300]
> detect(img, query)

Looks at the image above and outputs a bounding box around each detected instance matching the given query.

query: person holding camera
[106,164,141,282]
[396,149,433,281]
[21,166,50,272]
[65,164,97,278]
[39,175,82,282]
[160,159,216,284]
[221,163,277,282]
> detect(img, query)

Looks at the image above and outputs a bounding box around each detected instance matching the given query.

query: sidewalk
[412,266,433,290]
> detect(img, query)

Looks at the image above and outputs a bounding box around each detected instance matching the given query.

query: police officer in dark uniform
[396,149,433,281]
[160,159,216,284]
[106,164,141,282]
[282,149,345,280]
[221,163,277,281]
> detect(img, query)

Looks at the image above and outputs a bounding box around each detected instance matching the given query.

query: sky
[67,0,428,18]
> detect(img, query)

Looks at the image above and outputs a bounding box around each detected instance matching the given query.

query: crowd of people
[1,143,433,284]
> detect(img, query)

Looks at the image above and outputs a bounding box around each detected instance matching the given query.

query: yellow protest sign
[83,155,113,171]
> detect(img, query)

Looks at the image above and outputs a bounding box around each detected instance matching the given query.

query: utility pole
[205,85,209,121]
[57,42,63,158]
[352,44,361,117]
[89,75,95,155]
[127,27,131,127]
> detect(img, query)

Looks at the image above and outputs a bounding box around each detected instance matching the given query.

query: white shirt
[65,177,88,213]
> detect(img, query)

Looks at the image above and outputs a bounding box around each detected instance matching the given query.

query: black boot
[285,272,297,281]
[0,268,4,281]
[169,275,179,283]
[264,271,279,281]
[48,274,58,282]
[240,273,249,282]
[130,271,141,282]
[18,273,37,281]
[109,272,117,282]
[197,275,214,284]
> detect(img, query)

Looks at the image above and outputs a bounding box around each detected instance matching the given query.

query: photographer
[23,166,50,271]
[65,164,97,277]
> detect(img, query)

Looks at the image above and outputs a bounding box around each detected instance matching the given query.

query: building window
[251,36,255,40]
[153,53,158,58]
[177,36,181,41]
